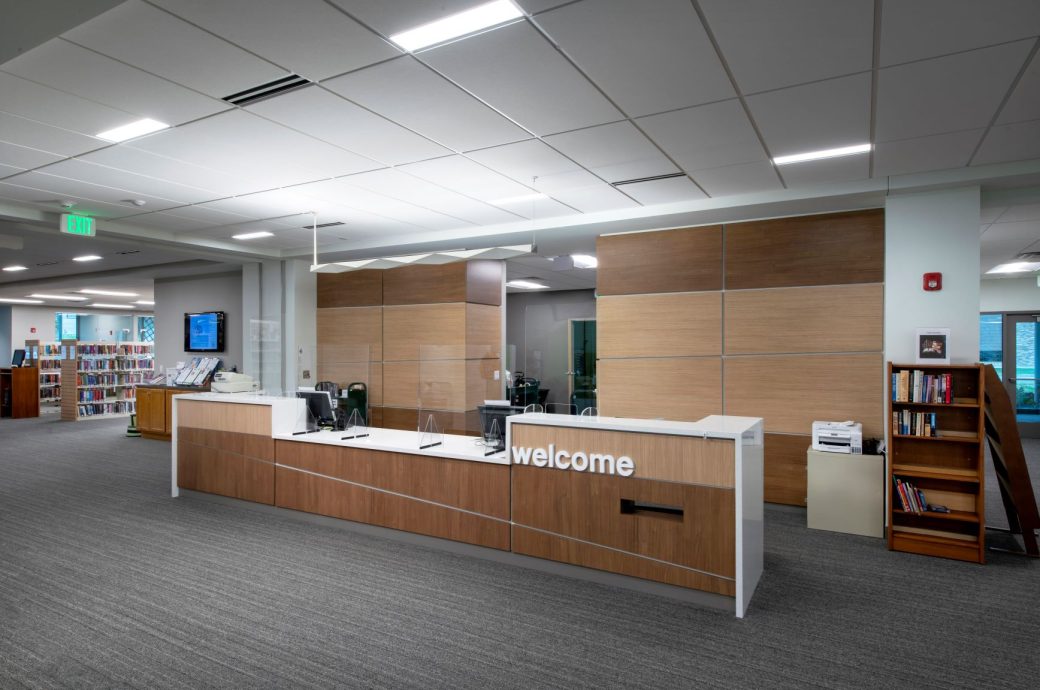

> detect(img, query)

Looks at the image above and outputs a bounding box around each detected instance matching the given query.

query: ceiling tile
[4,170,186,211]
[64,1,286,99]
[343,168,523,226]
[3,39,227,125]
[127,110,383,188]
[615,176,705,205]
[776,155,869,188]
[323,56,531,152]
[399,155,534,202]
[690,161,782,197]
[699,0,874,94]
[973,119,1040,166]
[0,164,23,178]
[980,207,1007,224]
[492,196,576,220]
[330,0,495,37]
[193,189,326,222]
[544,183,641,213]
[0,141,64,170]
[422,21,622,135]
[544,121,678,183]
[746,73,871,157]
[37,159,220,205]
[515,0,574,14]
[992,203,1040,224]
[873,129,983,177]
[535,0,733,117]
[880,0,1040,66]
[112,210,224,233]
[154,0,400,81]
[78,146,259,196]
[248,85,450,165]
[293,178,471,231]
[998,51,1040,126]
[0,72,139,137]
[0,112,104,157]
[467,139,598,192]
[979,219,1040,258]
[0,180,151,218]
[875,41,1033,141]
[637,99,766,172]
[130,203,252,227]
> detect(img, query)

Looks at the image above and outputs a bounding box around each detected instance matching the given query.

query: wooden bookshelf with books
[887,362,985,563]
[24,340,63,407]
[60,340,154,421]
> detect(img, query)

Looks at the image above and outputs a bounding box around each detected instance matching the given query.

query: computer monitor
[296,390,336,427]
[11,349,25,367]
[477,404,526,454]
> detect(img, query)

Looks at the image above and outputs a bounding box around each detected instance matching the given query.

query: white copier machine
[811,421,863,454]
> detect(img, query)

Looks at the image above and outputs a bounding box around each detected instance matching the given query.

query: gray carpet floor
[0,415,1038,689]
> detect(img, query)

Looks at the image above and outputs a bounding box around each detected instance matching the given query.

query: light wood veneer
[598,292,722,358]
[598,357,722,421]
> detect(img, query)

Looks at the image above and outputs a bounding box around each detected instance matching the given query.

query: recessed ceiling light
[89,303,135,309]
[0,297,43,304]
[986,261,1040,274]
[80,288,139,297]
[96,118,169,142]
[389,0,523,51]
[506,279,550,290]
[571,254,598,269]
[72,255,102,262]
[2,265,28,272]
[133,300,155,305]
[773,143,872,165]
[29,294,89,301]
[232,231,275,240]
[489,193,547,205]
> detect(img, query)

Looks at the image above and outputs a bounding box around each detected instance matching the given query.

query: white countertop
[508,412,762,441]
[273,427,508,465]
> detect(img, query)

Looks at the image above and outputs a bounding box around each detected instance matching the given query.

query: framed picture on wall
[916,328,951,365]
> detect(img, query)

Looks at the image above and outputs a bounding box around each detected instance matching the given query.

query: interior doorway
[981,312,1040,437]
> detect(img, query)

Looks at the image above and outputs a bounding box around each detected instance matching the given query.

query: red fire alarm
[923,272,942,291]
[30,327,36,334]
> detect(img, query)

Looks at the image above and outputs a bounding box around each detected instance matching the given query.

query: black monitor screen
[297,390,336,426]
[12,349,25,367]
[184,311,225,352]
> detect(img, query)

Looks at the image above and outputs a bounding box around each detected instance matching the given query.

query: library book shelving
[24,340,63,407]
[59,340,154,421]
[887,362,985,563]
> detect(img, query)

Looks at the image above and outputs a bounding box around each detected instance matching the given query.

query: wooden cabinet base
[177,428,275,504]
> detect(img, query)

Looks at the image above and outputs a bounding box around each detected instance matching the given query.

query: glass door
[1003,313,1040,437]
[568,319,596,414]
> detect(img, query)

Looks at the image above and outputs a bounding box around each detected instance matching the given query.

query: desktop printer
[812,420,863,454]
[211,372,259,393]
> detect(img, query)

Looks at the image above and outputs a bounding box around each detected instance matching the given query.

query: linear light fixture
[232,231,275,240]
[90,303,135,309]
[489,193,547,205]
[773,143,872,165]
[80,288,139,297]
[571,254,598,269]
[506,279,550,290]
[72,255,102,262]
[389,0,523,51]
[0,297,43,304]
[96,118,169,142]
[29,294,89,301]
[986,261,1040,274]
[3,265,28,272]
[134,300,155,305]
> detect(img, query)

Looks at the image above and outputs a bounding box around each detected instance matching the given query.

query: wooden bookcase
[24,340,62,406]
[60,340,154,421]
[887,362,985,563]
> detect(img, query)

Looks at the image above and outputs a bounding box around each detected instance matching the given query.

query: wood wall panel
[177,428,274,504]
[598,292,721,358]
[178,427,275,462]
[314,362,382,404]
[598,357,722,422]
[512,527,734,596]
[176,400,272,435]
[316,306,382,361]
[597,225,723,295]
[724,354,884,436]
[724,210,884,289]
[275,466,509,550]
[276,440,510,519]
[382,263,468,305]
[317,270,382,308]
[466,359,501,409]
[512,466,736,579]
[384,360,470,410]
[724,284,883,354]
[383,304,465,361]
[764,433,809,506]
[465,260,504,306]
[510,424,735,487]
[467,303,502,360]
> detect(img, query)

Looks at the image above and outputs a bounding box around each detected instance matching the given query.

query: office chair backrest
[314,381,340,398]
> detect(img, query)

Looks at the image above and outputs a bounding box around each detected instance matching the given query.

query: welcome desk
[171,393,764,617]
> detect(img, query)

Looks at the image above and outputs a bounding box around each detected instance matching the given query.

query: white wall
[153,271,243,371]
[284,259,316,390]
[8,305,151,346]
[885,186,981,364]
[980,277,1040,312]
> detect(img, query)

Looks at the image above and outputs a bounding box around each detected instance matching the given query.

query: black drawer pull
[620,499,684,520]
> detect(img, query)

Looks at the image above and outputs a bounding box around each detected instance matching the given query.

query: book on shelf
[892,410,938,437]
[893,477,929,514]
[891,369,953,404]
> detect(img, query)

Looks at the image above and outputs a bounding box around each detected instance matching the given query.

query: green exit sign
[60,213,96,237]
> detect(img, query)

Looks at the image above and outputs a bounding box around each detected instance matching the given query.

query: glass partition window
[979,313,1002,378]
[511,303,596,414]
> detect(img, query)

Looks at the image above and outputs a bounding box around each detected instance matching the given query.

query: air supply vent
[224,74,312,106]
[1018,252,1040,260]
[35,260,59,266]
[115,250,141,255]
[304,221,345,229]
[610,172,687,187]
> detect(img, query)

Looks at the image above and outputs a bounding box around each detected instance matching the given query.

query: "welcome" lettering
[510,444,635,477]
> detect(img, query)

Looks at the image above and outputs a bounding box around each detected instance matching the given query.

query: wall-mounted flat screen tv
[184,311,225,353]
